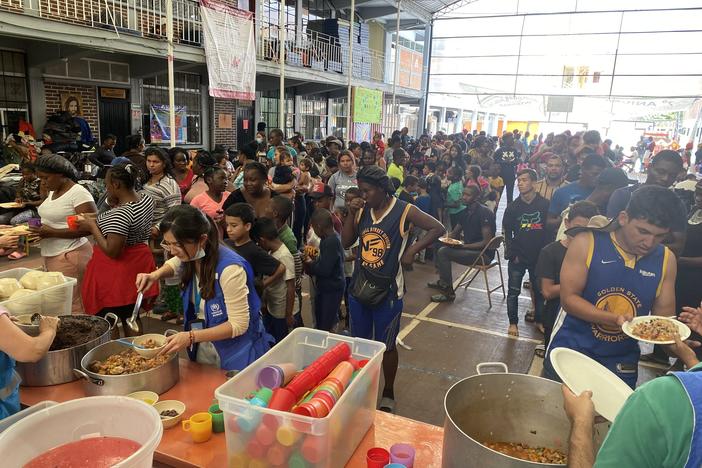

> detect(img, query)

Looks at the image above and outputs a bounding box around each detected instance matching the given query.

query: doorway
[98,88,130,155]
[237,105,254,150]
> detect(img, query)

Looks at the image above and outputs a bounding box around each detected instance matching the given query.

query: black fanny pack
[351,266,394,307]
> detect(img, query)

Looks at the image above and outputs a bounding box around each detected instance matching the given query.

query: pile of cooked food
[89,349,169,375]
[483,441,567,464]
[50,316,108,351]
[160,409,179,418]
[631,318,678,342]
[140,339,161,349]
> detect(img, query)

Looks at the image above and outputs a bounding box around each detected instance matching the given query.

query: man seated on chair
[428,185,496,303]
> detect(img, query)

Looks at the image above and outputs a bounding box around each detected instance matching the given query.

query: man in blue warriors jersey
[545,185,685,388]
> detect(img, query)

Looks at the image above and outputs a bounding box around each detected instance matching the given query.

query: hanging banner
[149,105,187,144]
[353,87,383,124]
[200,0,256,100]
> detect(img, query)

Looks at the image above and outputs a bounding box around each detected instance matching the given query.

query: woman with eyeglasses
[135,205,272,370]
[77,163,159,335]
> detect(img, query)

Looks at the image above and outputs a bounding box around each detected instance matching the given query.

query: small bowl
[154,400,186,429]
[15,314,39,337]
[126,390,159,406]
[132,333,167,359]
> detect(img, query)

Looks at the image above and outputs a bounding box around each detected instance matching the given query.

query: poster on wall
[149,105,187,143]
[60,93,84,117]
[200,0,256,100]
[354,123,371,142]
[353,87,383,124]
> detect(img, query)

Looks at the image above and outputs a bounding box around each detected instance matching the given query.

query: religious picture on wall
[61,93,84,117]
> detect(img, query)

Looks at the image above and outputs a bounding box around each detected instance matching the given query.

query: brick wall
[213,98,237,150]
[44,81,99,137]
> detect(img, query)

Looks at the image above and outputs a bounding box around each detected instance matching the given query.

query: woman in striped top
[78,163,159,335]
[142,147,181,238]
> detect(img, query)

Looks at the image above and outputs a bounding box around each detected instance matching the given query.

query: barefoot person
[545,185,686,388]
[342,165,443,413]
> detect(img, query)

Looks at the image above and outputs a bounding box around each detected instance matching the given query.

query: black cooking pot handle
[73,369,105,386]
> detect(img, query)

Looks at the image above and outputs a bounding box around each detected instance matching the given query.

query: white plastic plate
[550,347,633,422]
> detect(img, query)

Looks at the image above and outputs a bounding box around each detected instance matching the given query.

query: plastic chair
[456,235,506,308]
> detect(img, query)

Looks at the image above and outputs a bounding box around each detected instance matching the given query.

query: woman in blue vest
[0,307,59,420]
[136,205,271,371]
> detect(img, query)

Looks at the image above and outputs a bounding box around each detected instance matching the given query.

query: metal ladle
[126,292,143,333]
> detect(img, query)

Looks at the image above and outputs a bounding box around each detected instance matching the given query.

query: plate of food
[439,236,463,246]
[621,316,690,345]
[550,347,633,422]
[0,202,24,209]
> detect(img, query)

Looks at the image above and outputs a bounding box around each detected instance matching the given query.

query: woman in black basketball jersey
[342,165,443,412]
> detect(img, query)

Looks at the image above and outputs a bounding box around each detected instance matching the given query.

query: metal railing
[0,0,201,45]
[0,0,417,88]
[257,20,390,83]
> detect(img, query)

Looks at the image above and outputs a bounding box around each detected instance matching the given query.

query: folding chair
[456,235,506,308]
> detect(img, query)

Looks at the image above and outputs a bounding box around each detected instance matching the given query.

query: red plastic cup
[66,215,79,230]
[301,434,326,463]
[366,447,390,468]
[246,439,266,459]
[255,423,276,446]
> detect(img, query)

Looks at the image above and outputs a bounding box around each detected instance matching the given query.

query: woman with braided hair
[77,163,159,335]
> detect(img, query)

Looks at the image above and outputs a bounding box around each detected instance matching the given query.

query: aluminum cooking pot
[74,337,180,396]
[442,362,591,467]
[16,313,118,387]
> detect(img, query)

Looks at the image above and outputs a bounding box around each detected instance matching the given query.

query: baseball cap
[309,182,334,199]
[596,168,629,189]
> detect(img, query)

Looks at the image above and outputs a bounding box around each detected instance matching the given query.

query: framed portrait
[61,93,83,117]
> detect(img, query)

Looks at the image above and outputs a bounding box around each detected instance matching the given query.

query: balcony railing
[0,0,202,45]
[0,0,422,90]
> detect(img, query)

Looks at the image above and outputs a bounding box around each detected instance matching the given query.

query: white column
[346,0,356,140]
[166,0,176,147]
[279,0,286,131]
[391,0,401,131]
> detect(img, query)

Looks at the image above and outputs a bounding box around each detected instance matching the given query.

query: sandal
[8,251,27,260]
[431,293,456,303]
[508,325,519,337]
[524,310,536,323]
[0,249,10,257]
[378,396,396,413]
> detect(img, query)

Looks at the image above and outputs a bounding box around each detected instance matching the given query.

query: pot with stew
[442,362,607,467]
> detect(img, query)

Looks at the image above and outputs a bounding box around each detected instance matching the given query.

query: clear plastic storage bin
[215,328,386,468]
[0,267,76,316]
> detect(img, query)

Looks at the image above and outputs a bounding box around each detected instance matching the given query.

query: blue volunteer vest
[353,197,412,298]
[182,246,272,371]
[548,231,668,387]
[0,351,19,420]
[671,368,702,468]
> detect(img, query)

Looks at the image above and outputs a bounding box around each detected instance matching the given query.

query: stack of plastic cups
[390,443,415,468]
[237,387,272,433]
[293,361,355,418]
[257,363,298,390]
[367,447,390,468]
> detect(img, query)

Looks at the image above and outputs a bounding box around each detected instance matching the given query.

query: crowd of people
[1,123,702,465]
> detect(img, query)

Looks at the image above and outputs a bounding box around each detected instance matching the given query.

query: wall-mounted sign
[100,87,127,99]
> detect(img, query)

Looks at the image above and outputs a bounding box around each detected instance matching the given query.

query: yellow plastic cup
[182,412,213,443]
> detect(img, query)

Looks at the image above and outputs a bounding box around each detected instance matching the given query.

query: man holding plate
[562,306,702,467]
[545,185,686,388]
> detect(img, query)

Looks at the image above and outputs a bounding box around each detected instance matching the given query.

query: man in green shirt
[562,305,702,468]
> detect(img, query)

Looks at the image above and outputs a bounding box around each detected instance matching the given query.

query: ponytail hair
[108,163,140,190]
[159,205,221,300]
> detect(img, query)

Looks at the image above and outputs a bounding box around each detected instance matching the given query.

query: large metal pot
[16,313,118,387]
[74,338,180,396]
[442,362,571,467]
